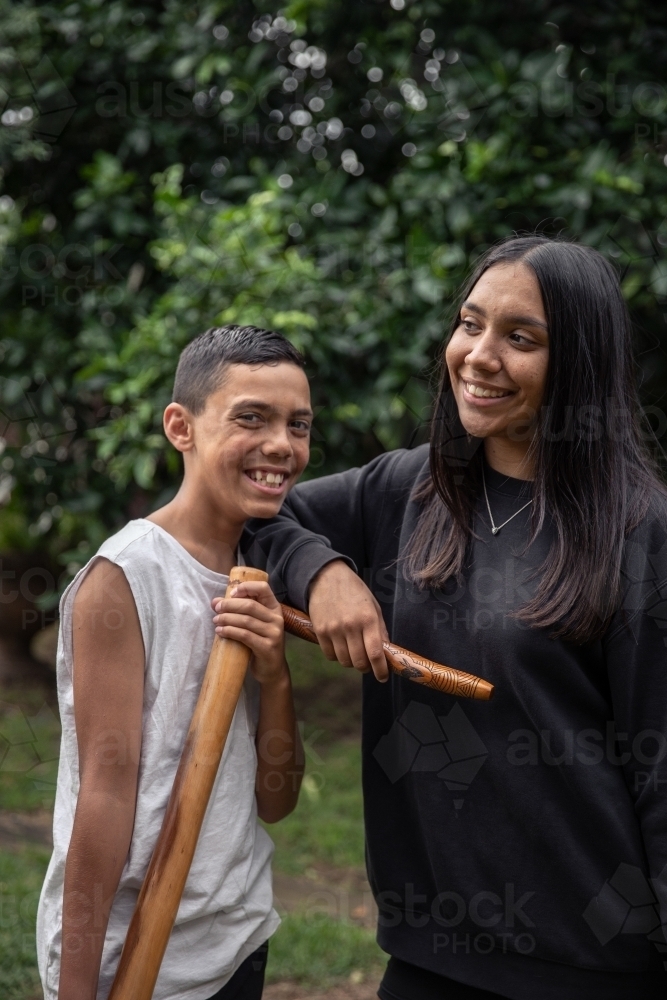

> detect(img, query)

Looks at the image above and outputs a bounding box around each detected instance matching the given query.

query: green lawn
[266,912,382,987]
[266,740,366,875]
[0,847,50,1000]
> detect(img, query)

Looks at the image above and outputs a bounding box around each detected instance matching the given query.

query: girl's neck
[483,437,535,481]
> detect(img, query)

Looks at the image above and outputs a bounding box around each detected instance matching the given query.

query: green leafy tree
[1,0,667,583]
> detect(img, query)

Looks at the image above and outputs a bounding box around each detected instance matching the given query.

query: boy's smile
[154,360,312,573]
[244,467,289,494]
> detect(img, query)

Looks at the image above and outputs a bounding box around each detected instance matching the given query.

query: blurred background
[1,0,667,996]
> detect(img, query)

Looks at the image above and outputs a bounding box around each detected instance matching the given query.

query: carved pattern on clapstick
[382,645,482,699]
[279,604,493,701]
[281,605,320,644]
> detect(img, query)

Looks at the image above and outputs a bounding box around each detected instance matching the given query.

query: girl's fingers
[317,633,338,663]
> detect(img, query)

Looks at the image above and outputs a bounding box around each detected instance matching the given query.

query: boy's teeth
[248,470,285,486]
[465,382,510,398]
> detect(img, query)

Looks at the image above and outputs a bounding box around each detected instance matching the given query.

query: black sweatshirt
[242,445,667,1000]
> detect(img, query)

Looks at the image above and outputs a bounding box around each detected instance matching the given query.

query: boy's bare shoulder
[73,557,133,612]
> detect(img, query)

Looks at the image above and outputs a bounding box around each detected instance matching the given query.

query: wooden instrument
[280,604,494,701]
[107,566,269,1000]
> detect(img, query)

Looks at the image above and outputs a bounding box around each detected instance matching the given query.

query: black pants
[379,956,503,1000]
[204,942,269,1000]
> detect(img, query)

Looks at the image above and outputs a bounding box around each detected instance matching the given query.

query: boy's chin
[241,495,286,520]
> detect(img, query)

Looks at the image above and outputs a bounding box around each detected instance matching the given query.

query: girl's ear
[163,402,196,452]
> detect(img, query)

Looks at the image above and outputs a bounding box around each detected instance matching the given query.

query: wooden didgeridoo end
[108,566,268,1000]
[281,604,494,701]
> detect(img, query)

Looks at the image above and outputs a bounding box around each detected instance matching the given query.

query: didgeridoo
[108,566,269,1000]
[281,604,494,701]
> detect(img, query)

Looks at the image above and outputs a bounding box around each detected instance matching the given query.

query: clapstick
[108,566,269,1000]
[281,604,494,701]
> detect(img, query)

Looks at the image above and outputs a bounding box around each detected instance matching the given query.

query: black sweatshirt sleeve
[241,449,409,610]
[603,498,667,945]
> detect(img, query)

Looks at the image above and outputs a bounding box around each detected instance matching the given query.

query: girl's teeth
[466,382,510,398]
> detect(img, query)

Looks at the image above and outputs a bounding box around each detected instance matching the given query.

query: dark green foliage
[1,0,667,579]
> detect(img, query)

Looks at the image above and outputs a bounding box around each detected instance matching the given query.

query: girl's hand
[211,581,287,686]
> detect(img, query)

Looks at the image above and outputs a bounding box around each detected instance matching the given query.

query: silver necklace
[482,465,533,535]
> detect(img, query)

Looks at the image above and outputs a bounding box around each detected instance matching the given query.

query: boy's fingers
[213,597,276,621]
[229,581,280,609]
[214,613,281,638]
[215,625,266,649]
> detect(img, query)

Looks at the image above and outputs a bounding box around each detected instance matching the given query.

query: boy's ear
[164,402,196,453]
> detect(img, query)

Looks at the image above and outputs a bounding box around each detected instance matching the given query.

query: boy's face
[168,362,312,524]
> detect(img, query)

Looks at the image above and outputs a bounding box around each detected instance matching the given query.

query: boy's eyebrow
[462,300,548,331]
[232,398,314,417]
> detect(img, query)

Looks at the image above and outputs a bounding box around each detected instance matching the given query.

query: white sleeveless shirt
[37,519,279,1000]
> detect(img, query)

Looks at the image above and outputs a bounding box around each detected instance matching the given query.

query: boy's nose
[262,430,292,456]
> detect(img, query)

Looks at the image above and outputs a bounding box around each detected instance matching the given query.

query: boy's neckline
[137,518,236,581]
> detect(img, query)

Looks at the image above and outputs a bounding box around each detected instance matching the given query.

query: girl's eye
[461,318,478,331]
[291,420,311,433]
[510,332,533,345]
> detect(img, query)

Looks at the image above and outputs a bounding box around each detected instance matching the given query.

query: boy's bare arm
[58,559,144,1000]
[254,667,304,823]
[212,580,304,823]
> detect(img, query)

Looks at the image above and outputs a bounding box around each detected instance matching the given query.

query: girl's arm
[57,559,144,1000]
[241,450,417,680]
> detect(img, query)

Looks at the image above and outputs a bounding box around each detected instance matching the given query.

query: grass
[0,847,51,1000]
[266,740,365,875]
[266,912,384,987]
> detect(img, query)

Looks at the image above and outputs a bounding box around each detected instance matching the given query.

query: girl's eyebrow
[461,300,548,331]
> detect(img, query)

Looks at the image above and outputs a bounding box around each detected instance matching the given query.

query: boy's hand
[212,581,287,685]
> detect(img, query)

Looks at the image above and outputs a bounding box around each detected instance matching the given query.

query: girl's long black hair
[403,235,667,643]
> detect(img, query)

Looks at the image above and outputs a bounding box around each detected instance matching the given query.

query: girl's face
[445,262,549,455]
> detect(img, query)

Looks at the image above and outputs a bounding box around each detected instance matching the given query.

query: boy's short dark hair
[173,325,305,415]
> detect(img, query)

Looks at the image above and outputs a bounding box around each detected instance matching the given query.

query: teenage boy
[37,326,312,1000]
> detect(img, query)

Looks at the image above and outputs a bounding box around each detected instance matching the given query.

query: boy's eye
[238,412,262,423]
[291,420,311,433]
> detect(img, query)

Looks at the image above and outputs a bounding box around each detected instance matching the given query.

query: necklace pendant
[491,527,499,535]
